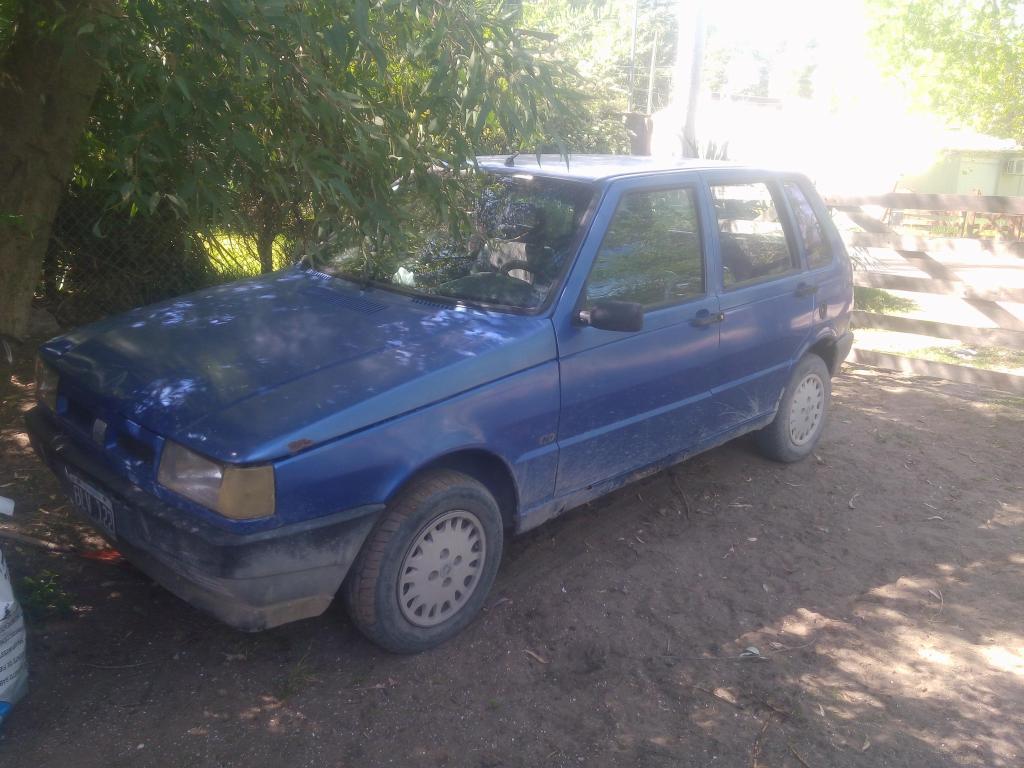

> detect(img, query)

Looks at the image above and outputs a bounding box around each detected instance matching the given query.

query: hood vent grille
[411,296,454,309]
[301,286,387,315]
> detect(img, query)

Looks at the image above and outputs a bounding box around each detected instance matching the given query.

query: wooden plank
[853,271,961,295]
[843,209,891,234]
[852,271,1024,304]
[845,231,1024,259]
[851,310,1024,350]
[826,193,1024,215]
[849,349,1024,394]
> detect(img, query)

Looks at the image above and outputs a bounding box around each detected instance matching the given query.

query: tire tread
[344,469,496,652]
[755,353,831,463]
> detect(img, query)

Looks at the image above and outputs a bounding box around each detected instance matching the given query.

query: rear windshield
[315,173,595,311]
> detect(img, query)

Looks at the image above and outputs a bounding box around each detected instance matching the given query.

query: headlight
[34,357,59,413]
[157,441,275,520]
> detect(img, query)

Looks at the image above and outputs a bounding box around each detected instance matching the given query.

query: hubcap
[788,373,825,446]
[398,510,486,627]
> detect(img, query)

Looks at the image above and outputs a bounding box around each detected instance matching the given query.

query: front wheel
[756,354,831,463]
[343,470,504,653]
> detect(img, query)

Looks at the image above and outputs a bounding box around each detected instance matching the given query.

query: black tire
[343,469,504,653]
[755,354,832,463]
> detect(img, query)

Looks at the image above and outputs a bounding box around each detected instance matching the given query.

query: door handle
[690,310,725,328]
[796,281,819,297]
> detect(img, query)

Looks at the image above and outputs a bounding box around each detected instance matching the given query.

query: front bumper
[25,407,383,631]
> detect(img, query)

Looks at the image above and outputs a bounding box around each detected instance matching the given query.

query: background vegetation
[2,0,1020,332]
[0,0,592,332]
[868,0,1024,146]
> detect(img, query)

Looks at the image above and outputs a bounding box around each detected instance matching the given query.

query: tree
[522,0,678,151]
[673,0,705,157]
[0,0,581,337]
[0,0,115,339]
[868,0,1024,142]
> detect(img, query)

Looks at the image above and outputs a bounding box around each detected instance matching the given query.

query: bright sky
[652,0,988,192]
[704,0,866,45]
[702,0,892,106]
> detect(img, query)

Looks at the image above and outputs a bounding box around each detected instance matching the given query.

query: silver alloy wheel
[398,509,486,627]
[788,373,825,446]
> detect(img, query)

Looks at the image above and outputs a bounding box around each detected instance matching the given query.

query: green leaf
[174,76,193,104]
[63,0,587,289]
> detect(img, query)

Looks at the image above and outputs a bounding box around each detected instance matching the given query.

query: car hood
[43,269,556,462]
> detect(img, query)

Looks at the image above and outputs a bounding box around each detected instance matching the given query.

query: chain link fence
[38,189,285,328]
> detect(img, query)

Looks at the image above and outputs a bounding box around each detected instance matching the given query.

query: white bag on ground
[0,527,28,726]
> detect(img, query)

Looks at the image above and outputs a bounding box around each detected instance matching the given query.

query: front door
[703,174,815,429]
[554,178,722,496]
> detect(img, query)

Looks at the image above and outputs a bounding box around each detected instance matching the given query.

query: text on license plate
[66,470,116,539]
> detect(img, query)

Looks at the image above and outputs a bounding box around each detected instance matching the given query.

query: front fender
[273,361,561,526]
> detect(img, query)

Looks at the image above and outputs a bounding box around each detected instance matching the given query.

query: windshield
[316,173,596,310]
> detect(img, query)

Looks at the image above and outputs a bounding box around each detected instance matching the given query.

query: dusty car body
[27,155,853,651]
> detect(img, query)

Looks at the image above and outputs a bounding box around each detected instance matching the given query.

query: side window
[585,187,704,310]
[783,181,833,269]
[711,182,796,288]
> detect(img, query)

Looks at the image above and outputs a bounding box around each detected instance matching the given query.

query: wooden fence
[825,193,1024,394]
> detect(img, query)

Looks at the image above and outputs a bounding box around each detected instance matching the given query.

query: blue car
[27,156,853,652]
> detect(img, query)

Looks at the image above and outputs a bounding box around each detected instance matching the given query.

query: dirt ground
[0,349,1022,768]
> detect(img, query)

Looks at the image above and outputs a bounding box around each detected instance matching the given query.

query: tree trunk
[0,0,113,338]
[673,0,706,158]
[680,6,705,159]
[257,226,276,274]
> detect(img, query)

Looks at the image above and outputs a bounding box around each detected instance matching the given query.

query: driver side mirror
[576,300,644,333]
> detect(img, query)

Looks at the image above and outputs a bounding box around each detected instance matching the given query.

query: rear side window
[783,181,833,269]
[711,183,796,288]
[585,187,704,310]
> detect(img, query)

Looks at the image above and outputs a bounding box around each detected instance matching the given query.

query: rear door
[553,176,721,496]
[704,172,816,429]
[779,177,853,335]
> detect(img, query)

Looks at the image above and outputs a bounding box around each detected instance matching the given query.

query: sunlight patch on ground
[0,427,34,460]
[980,643,1024,677]
[739,555,1024,766]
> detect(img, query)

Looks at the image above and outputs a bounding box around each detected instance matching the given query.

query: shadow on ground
[1,357,1022,767]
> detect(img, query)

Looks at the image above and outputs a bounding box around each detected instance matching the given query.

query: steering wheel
[499,259,535,283]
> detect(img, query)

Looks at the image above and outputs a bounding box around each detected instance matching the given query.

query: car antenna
[504,151,519,167]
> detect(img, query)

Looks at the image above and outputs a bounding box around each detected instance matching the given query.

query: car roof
[476,154,750,182]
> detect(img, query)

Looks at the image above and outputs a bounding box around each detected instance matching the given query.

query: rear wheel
[756,353,831,463]
[343,470,504,653]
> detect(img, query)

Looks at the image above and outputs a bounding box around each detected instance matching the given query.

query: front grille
[63,398,95,434]
[115,431,155,465]
[59,393,158,478]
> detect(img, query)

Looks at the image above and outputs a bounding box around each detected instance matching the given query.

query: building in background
[899,132,1024,196]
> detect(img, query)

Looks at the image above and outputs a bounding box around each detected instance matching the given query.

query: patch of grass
[275,644,316,700]
[201,232,291,280]
[18,570,73,620]
[991,395,1024,410]
[856,329,1024,375]
[917,344,1024,372]
[854,286,919,315]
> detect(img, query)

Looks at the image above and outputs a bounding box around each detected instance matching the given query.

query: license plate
[66,470,116,540]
